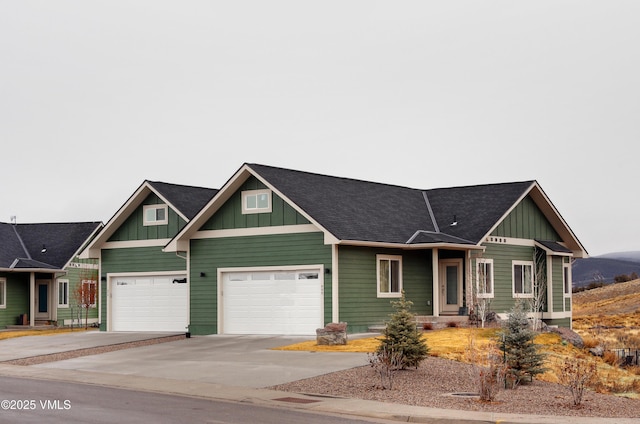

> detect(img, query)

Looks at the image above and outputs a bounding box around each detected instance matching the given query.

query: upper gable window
[143,204,168,226]
[242,189,272,214]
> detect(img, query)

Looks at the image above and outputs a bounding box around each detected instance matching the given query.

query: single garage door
[110,274,188,332]
[222,268,323,335]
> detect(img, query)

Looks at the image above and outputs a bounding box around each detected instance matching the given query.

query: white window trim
[58,279,69,308]
[241,189,272,214]
[476,258,494,299]
[0,278,6,309]
[512,260,534,298]
[143,204,168,226]
[376,254,403,298]
[563,263,572,298]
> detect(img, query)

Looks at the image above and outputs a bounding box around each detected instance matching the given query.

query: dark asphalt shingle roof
[148,181,218,220]
[535,240,573,254]
[247,164,535,245]
[0,222,102,270]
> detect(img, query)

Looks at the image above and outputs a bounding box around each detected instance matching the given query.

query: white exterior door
[439,259,463,314]
[110,274,188,332]
[221,267,323,335]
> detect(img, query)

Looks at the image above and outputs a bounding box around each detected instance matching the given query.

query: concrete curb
[0,364,636,424]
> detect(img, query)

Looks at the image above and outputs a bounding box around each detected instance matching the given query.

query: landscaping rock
[549,327,584,348]
[316,322,348,345]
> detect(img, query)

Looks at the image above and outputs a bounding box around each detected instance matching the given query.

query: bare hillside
[573,279,640,316]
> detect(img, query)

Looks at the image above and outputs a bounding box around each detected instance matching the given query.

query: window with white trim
[563,263,571,296]
[58,279,69,307]
[241,189,272,214]
[81,280,97,307]
[476,259,494,298]
[143,204,168,226]
[0,278,5,309]
[513,261,533,298]
[377,255,402,297]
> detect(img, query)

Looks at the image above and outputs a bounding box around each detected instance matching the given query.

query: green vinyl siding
[337,246,432,333]
[481,243,535,314]
[57,258,99,325]
[200,177,309,231]
[551,256,564,313]
[99,247,187,329]
[109,193,187,241]
[492,195,560,241]
[189,232,330,335]
[0,273,29,328]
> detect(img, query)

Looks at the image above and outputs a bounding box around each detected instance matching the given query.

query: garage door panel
[222,268,323,335]
[111,274,188,332]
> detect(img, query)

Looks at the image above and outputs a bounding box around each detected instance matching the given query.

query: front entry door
[36,281,51,320]
[439,259,463,314]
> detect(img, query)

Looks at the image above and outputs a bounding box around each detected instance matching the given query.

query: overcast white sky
[1,1,638,256]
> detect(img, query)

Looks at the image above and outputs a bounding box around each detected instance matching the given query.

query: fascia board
[164,164,254,252]
[147,182,190,223]
[79,181,153,258]
[479,181,588,258]
[478,181,536,245]
[165,164,339,252]
[63,223,104,267]
[337,239,485,251]
[528,183,588,258]
[248,166,339,243]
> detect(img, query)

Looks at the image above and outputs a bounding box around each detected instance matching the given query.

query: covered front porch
[1,270,62,328]
[430,247,483,319]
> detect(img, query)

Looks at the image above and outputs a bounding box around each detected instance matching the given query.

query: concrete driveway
[3,332,369,388]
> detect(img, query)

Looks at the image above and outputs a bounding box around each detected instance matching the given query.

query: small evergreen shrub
[498,301,547,386]
[377,291,429,369]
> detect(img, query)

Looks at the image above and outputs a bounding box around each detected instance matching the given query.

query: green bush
[377,291,429,369]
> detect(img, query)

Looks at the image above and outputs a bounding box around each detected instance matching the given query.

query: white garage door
[111,274,188,332]
[222,268,323,335]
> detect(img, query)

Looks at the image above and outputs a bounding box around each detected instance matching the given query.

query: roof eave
[336,239,484,251]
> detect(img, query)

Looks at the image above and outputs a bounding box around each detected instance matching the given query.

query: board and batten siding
[200,177,310,231]
[491,195,560,241]
[551,256,564,313]
[108,193,187,241]
[189,232,331,335]
[99,247,187,329]
[337,246,432,333]
[0,273,29,328]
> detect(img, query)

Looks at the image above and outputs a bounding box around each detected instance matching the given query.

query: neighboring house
[162,163,587,336]
[81,181,217,332]
[0,221,102,328]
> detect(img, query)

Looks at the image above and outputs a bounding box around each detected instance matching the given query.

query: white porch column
[432,248,439,317]
[29,273,35,327]
[331,244,339,323]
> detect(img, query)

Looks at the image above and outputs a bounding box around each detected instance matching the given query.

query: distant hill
[573,279,640,317]
[572,251,640,288]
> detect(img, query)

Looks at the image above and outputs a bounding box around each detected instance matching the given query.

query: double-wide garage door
[222,268,323,335]
[111,274,188,332]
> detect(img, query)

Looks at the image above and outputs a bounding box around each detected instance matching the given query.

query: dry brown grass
[0,328,95,341]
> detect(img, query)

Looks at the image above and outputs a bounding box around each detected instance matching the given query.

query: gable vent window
[242,189,272,214]
[143,204,168,226]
